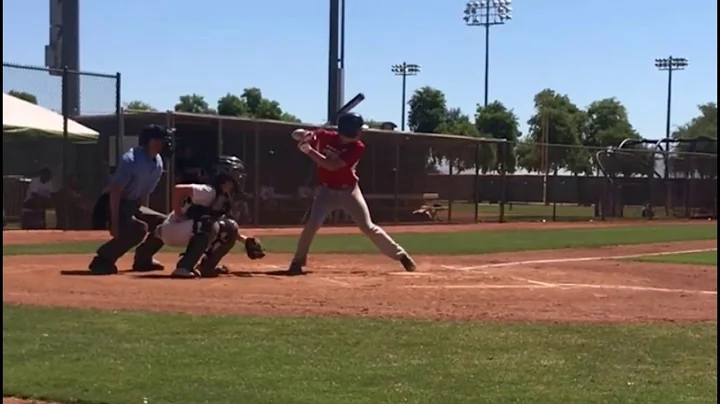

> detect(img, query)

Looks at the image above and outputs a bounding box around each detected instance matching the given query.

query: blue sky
[3,0,717,138]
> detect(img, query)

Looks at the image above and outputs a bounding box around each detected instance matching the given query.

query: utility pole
[463,0,513,107]
[391,62,421,131]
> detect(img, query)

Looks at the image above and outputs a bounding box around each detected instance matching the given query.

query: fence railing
[3,62,121,230]
[3,102,716,230]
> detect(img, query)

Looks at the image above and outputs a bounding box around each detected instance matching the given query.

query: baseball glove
[244,237,266,260]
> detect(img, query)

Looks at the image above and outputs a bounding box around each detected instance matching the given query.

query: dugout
[77,111,500,225]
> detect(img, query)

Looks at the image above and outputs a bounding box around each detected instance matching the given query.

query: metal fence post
[60,66,70,230]
[115,72,123,169]
[393,138,400,223]
[473,143,480,223]
[217,117,224,155]
[498,141,507,223]
[448,157,454,223]
[164,111,176,214]
[253,120,261,226]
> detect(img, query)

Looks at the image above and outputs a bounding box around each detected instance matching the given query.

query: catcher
[155,155,265,278]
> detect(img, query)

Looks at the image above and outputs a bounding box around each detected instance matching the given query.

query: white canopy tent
[2,93,99,140]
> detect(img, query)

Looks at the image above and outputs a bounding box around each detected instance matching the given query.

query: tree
[475,101,520,173]
[583,97,639,148]
[673,103,717,141]
[581,97,643,177]
[670,103,717,178]
[8,90,38,104]
[525,89,585,173]
[437,108,485,172]
[124,100,156,111]
[407,86,447,133]
[217,93,249,117]
[515,139,541,173]
[279,112,302,123]
[216,88,300,122]
[174,93,215,114]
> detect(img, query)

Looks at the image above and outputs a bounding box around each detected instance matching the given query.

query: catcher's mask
[138,124,174,156]
[213,155,246,197]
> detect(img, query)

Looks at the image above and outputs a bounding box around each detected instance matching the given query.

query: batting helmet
[337,112,367,138]
[138,124,174,154]
[212,155,246,194]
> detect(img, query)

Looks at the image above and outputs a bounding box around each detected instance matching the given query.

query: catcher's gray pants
[292,185,406,265]
[96,200,166,265]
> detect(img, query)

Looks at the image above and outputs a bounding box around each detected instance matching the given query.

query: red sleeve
[340,141,365,167]
[314,129,336,140]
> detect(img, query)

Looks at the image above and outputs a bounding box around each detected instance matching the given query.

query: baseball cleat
[286,261,305,276]
[170,268,197,279]
[88,256,118,275]
[400,254,417,272]
[131,259,165,272]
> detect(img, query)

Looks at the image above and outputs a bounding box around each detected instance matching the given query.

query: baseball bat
[337,92,365,116]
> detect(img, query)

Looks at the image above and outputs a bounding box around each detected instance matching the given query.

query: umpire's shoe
[170,267,197,279]
[88,255,118,275]
[131,259,165,272]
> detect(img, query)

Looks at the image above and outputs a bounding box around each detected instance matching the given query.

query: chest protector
[184,188,232,220]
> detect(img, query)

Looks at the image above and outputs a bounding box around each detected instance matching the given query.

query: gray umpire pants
[96,199,166,264]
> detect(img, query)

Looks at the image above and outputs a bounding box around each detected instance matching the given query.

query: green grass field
[3,223,717,403]
[3,223,717,256]
[3,305,716,404]
[630,250,718,266]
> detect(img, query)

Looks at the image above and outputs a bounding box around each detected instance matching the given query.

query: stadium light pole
[391,62,421,131]
[655,56,688,179]
[463,0,512,107]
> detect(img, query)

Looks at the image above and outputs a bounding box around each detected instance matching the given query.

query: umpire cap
[337,112,367,138]
[138,124,174,154]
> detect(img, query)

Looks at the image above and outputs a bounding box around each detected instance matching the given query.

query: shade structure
[2,93,99,140]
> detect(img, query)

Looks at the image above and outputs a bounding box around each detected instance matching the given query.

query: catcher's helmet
[138,124,174,154]
[212,155,246,194]
[337,112,366,137]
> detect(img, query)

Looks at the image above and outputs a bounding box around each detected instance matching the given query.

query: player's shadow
[59,269,136,276]
[230,270,314,278]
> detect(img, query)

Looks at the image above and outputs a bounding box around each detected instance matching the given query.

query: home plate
[388,272,435,277]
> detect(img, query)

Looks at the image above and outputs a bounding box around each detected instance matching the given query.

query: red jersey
[313,129,365,189]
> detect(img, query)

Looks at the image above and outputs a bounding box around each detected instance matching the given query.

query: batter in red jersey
[287,112,417,275]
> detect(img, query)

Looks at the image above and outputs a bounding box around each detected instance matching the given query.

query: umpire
[88,124,173,275]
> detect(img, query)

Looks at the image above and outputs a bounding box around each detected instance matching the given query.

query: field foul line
[445,248,718,271]
[405,282,717,295]
[315,277,353,287]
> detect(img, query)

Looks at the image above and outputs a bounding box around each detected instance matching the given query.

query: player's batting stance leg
[287,112,417,275]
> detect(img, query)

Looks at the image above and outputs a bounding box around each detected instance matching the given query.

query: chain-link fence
[2,62,120,230]
[51,109,717,228]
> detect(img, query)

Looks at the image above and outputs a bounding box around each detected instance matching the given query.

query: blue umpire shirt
[107,147,164,201]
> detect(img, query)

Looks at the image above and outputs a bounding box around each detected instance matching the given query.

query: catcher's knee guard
[175,216,217,271]
[196,218,239,277]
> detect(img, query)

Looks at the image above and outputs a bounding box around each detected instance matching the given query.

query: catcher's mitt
[244,237,266,260]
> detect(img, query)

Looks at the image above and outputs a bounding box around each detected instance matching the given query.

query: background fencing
[3,103,716,230]
[2,62,121,230]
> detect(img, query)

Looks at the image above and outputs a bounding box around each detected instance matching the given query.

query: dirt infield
[1,220,708,245]
[3,240,716,324]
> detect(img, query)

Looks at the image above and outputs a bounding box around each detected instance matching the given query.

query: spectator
[21,167,55,229]
[175,146,204,184]
[55,175,92,229]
